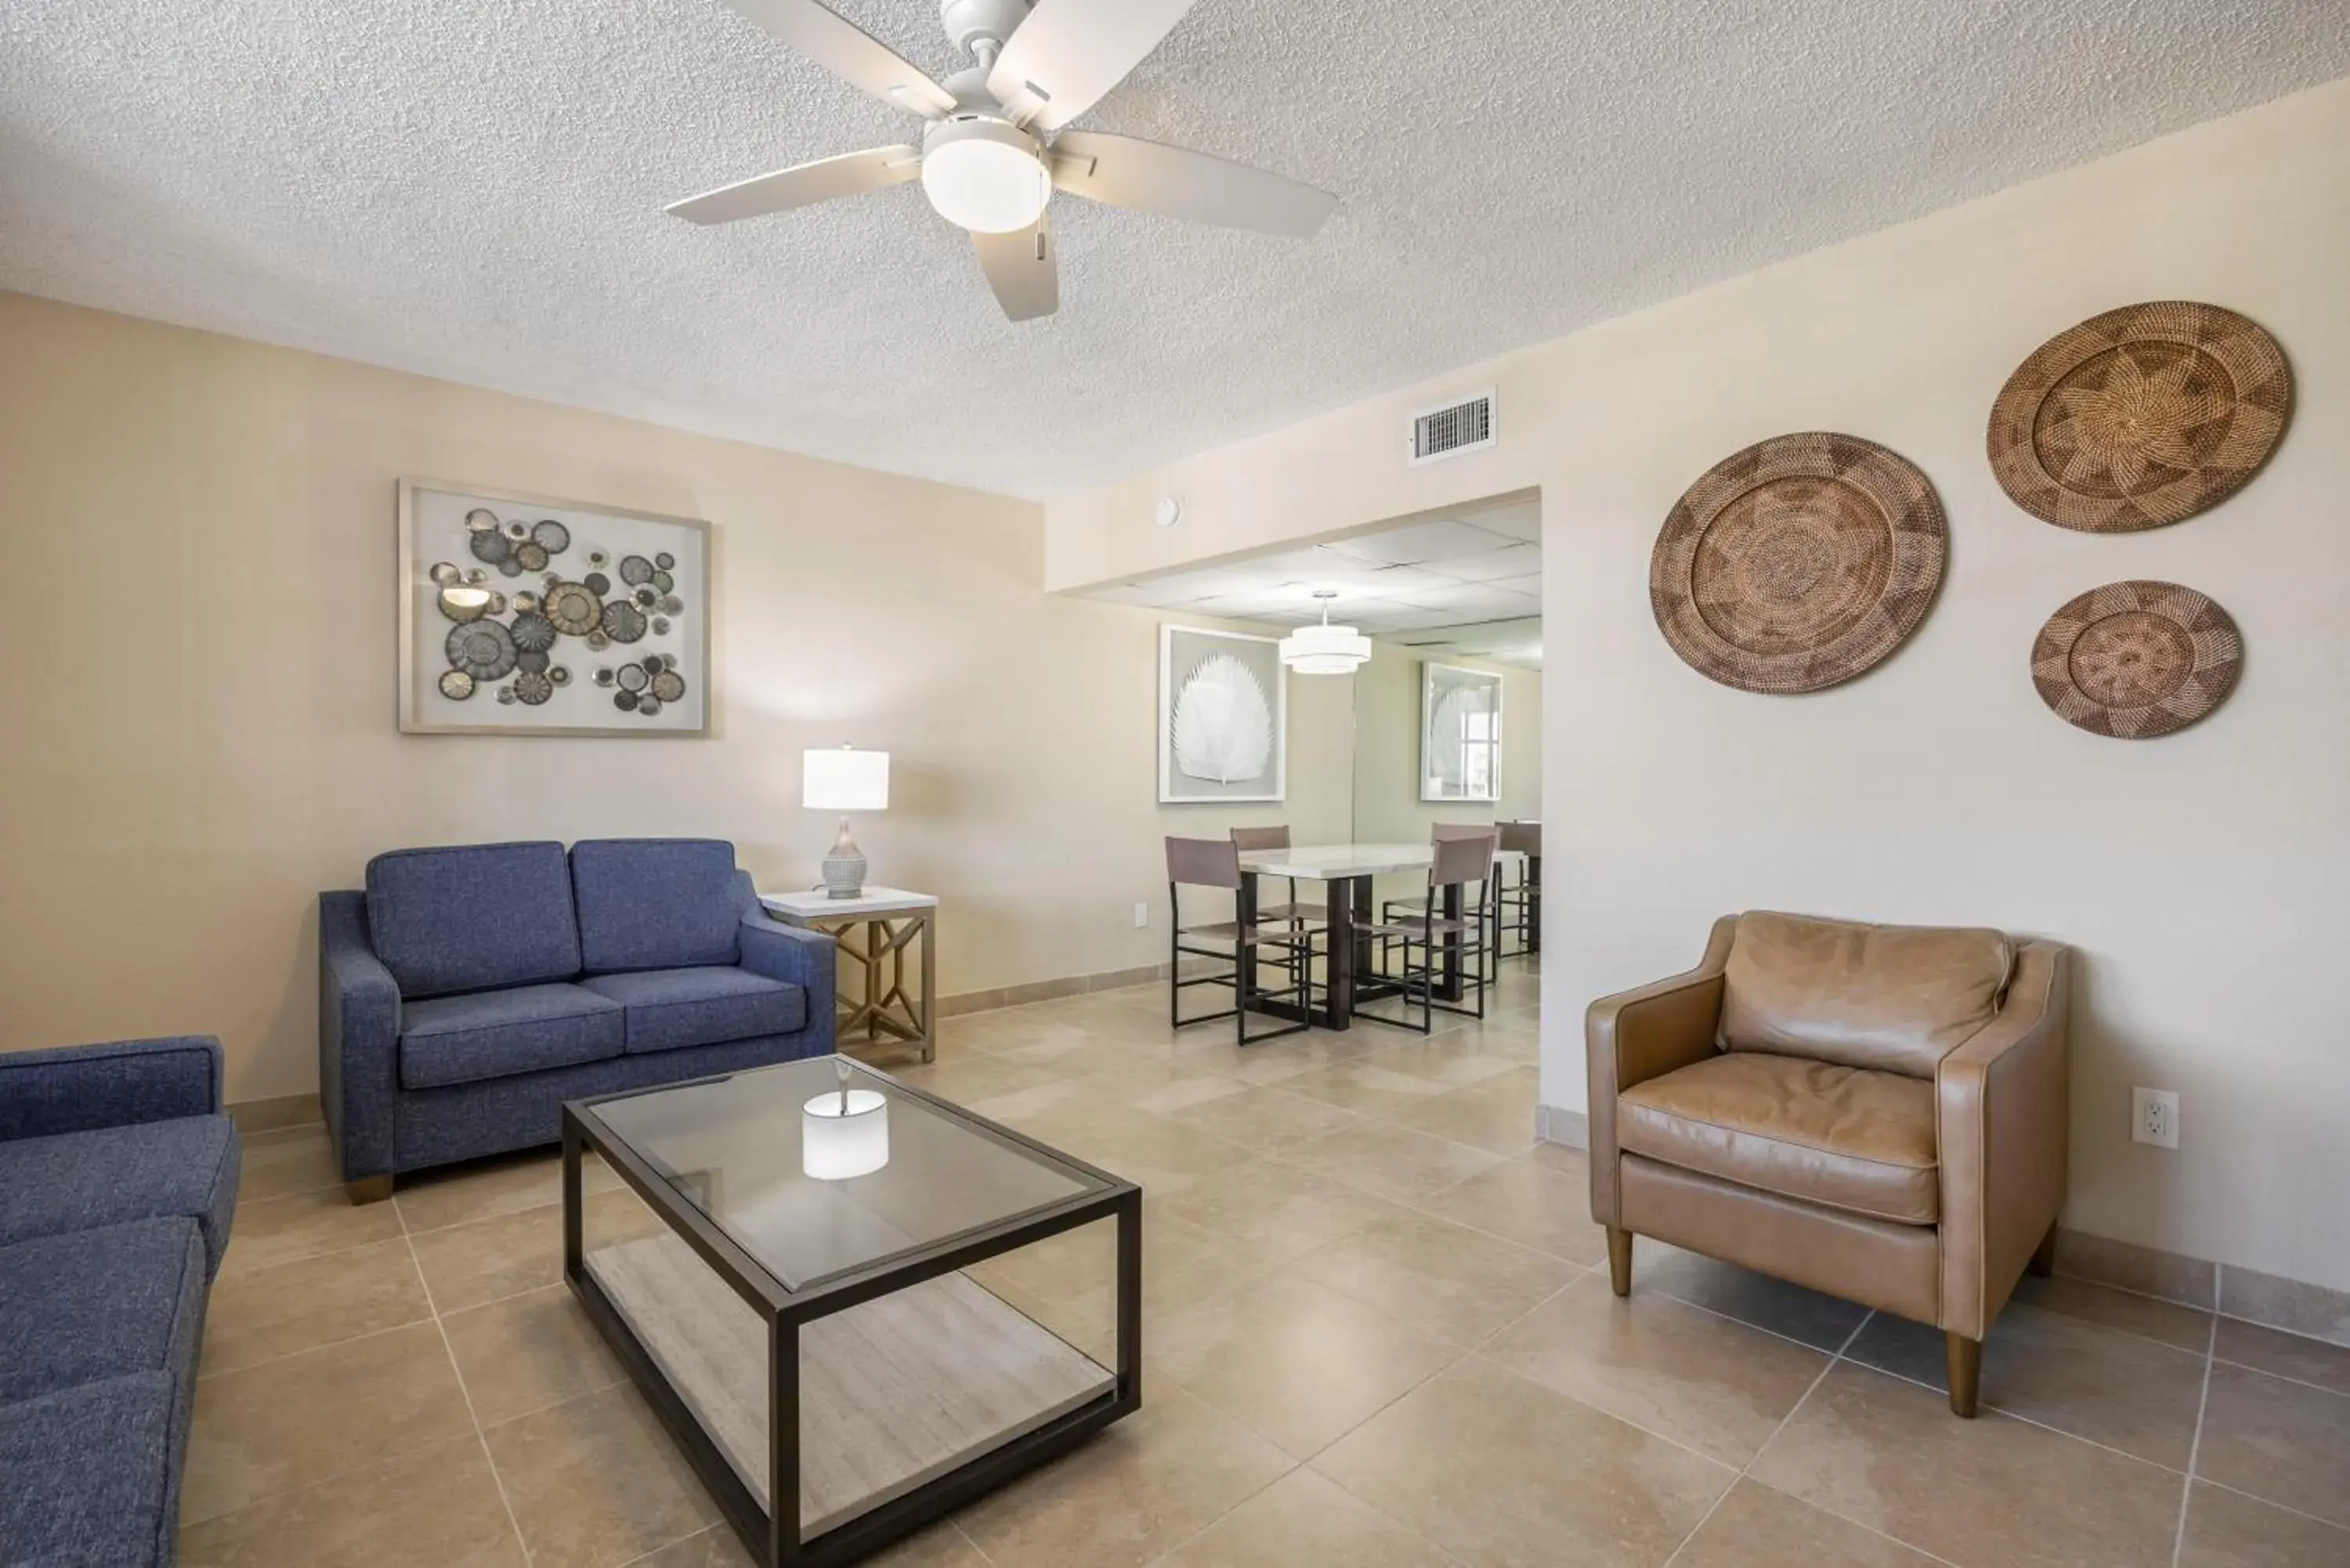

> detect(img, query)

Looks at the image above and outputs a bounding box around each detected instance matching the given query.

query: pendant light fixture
[1278,590,1372,674]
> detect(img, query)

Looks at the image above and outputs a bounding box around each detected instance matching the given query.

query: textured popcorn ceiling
[2,2,2344,500]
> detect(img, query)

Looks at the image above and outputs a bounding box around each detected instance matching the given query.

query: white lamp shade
[804,747,890,811]
[1278,621,1373,674]
[802,1089,889,1180]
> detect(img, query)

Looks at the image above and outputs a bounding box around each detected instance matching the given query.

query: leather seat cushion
[398,983,624,1089]
[579,966,807,1054]
[1721,911,2012,1078]
[1618,1050,1940,1225]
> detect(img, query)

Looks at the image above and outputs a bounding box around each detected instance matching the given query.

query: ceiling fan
[667,0,1340,320]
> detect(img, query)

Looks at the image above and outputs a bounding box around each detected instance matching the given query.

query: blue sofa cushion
[398,983,624,1090]
[0,1371,179,1568]
[571,839,742,974]
[580,966,807,1055]
[0,1117,238,1277]
[366,841,582,998]
[0,1219,206,1403]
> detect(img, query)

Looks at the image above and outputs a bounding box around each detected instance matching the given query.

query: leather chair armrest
[1937,940,2070,1340]
[1586,914,1738,1225]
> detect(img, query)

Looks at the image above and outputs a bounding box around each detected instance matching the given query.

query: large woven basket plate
[1650,432,1947,694]
[2031,580,2242,739]
[1988,302,2290,533]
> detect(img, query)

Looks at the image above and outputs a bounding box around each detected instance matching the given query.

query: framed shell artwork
[398,480,710,735]
[1158,625,1285,804]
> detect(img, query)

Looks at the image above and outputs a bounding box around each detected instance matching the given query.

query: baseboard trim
[941,961,1174,1018]
[2054,1226,2350,1348]
[227,1093,322,1134]
[1535,1103,1588,1150]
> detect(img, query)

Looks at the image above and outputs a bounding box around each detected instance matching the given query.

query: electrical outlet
[2132,1087,2179,1149]
[1133,901,1149,929]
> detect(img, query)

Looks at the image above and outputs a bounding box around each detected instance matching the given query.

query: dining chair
[1494,820,1542,957]
[1166,836,1318,1046]
[1381,823,1502,973]
[1229,826,1322,929]
[1358,830,1497,1032]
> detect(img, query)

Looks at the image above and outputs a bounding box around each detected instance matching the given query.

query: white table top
[1238,844,1526,881]
[761,887,938,921]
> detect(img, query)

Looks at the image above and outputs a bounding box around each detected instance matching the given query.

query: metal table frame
[562,1063,1142,1567]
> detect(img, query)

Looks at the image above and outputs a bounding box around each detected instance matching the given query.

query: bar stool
[1165,836,1318,1046]
[1358,831,1497,1033]
[1493,820,1542,957]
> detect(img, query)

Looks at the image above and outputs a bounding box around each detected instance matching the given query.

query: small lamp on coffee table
[804,746,889,898]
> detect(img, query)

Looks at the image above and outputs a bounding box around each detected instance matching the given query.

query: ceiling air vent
[1407,388,1495,468]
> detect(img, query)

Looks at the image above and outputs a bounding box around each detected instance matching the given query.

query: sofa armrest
[319,891,400,1184]
[1585,914,1738,1226]
[0,1035,224,1143]
[1937,939,2070,1341]
[739,919,837,1050]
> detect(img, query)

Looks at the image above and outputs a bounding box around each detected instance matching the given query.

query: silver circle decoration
[509,613,558,653]
[465,567,490,586]
[636,696,663,717]
[512,591,540,614]
[616,663,649,693]
[619,555,654,587]
[483,591,508,616]
[651,570,674,594]
[465,508,501,535]
[659,594,684,616]
[632,586,659,610]
[544,583,602,636]
[437,587,490,624]
[514,541,550,573]
[512,670,555,705]
[429,562,461,587]
[586,630,609,651]
[654,551,675,571]
[652,616,671,636]
[614,690,639,712]
[497,557,524,578]
[469,529,510,565]
[515,649,550,674]
[438,670,475,701]
[587,548,609,569]
[549,666,571,686]
[446,620,518,681]
[649,668,686,703]
[531,519,572,554]
[601,602,649,643]
[505,519,529,540]
[592,667,615,688]
[497,685,518,704]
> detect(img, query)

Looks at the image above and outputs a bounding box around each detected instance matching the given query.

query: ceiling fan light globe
[1278,623,1372,674]
[920,119,1050,233]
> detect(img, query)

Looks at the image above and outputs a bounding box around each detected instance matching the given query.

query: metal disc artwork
[469,529,510,565]
[438,670,475,701]
[509,612,558,653]
[619,555,654,587]
[465,508,501,534]
[549,666,571,686]
[484,592,508,616]
[446,620,519,681]
[515,649,550,674]
[505,519,530,539]
[514,541,550,573]
[437,587,490,623]
[531,519,572,554]
[586,630,608,651]
[587,549,609,568]
[636,696,662,717]
[601,602,649,643]
[615,663,649,693]
[497,557,524,578]
[512,591,540,614]
[592,667,615,687]
[429,562,461,587]
[465,567,490,586]
[632,585,659,610]
[2030,580,2242,739]
[652,617,670,636]
[584,573,610,597]
[613,690,638,712]
[1650,431,1947,695]
[649,668,686,703]
[544,583,602,636]
[544,573,563,591]
[654,551,674,571]
[1988,302,2291,533]
[512,670,555,705]
[652,570,674,594]
[640,653,665,673]
[660,594,684,616]
[497,685,518,704]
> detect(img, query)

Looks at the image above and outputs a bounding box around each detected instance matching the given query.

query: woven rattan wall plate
[2031,580,2242,739]
[1650,432,1947,694]
[1988,302,2290,533]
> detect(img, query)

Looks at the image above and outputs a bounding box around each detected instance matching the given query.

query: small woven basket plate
[1651,432,1947,694]
[1988,302,2290,533]
[2030,580,2242,739]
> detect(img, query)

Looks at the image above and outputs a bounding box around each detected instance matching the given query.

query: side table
[760,887,938,1063]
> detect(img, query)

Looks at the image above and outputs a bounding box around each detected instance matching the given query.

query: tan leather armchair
[1587,911,2069,1417]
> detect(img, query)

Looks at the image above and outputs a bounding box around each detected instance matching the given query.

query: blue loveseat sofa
[0,1035,240,1566]
[320,837,835,1200]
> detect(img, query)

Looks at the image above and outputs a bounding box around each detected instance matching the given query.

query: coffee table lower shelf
[588,1232,1115,1542]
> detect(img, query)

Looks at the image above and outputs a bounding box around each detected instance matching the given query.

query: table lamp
[804,746,889,898]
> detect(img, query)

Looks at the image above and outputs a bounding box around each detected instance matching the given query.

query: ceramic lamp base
[822,815,867,898]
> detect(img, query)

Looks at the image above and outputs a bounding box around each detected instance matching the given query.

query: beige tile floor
[179,957,2350,1567]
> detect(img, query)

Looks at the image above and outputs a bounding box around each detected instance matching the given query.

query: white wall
[1043,80,2350,1294]
[1350,646,1542,843]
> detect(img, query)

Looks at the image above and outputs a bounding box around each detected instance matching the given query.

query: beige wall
[1045,78,2350,1294]
[0,293,1352,1104]
[1349,646,1541,844]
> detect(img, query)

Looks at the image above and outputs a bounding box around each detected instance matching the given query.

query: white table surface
[761,886,938,921]
[1238,844,1527,881]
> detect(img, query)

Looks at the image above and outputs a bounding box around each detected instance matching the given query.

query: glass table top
[587,1057,1108,1292]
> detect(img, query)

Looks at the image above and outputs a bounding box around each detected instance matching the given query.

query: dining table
[1235,842,1530,1031]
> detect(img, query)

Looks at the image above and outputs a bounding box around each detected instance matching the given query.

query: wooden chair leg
[1945,1331,1983,1417]
[347,1174,393,1205]
[2028,1222,2058,1277]
[1606,1227,1633,1297]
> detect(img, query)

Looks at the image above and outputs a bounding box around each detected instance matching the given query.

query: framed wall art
[1422,662,1502,802]
[397,479,710,737]
[1158,625,1285,804]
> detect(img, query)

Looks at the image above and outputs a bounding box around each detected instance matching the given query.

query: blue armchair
[0,1035,240,1566]
[320,838,836,1201]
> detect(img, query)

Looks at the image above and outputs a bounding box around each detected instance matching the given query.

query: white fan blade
[718,0,956,118]
[1051,132,1337,237]
[986,0,1197,131]
[973,219,1058,321]
[667,145,920,224]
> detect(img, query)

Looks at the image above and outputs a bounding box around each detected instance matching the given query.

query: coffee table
[562,1056,1141,1566]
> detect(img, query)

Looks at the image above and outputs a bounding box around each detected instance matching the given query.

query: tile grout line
[1848,1357,2195,1479]
[2171,1311,2219,1568]
[394,1193,537,1567]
